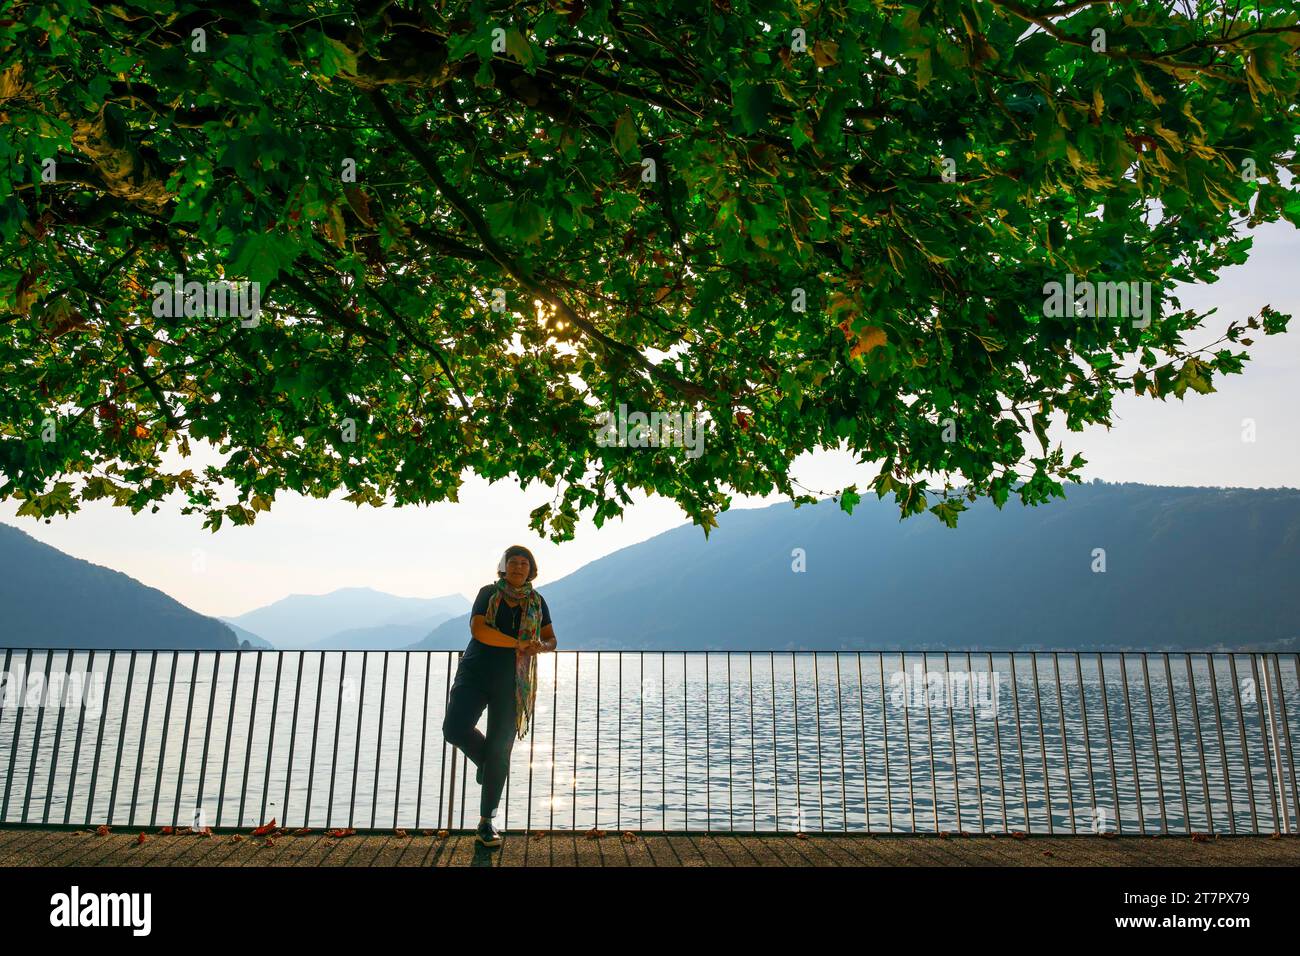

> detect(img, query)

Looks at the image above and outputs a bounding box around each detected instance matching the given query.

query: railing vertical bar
[1206,653,1235,835]
[415,652,430,830]
[440,652,453,831]
[572,652,580,832]
[770,651,777,831]
[1119,654,1145,834]
[1052,653,1075,834]
[1184,654,1213,833]
[989,652,1007,833]
[813,652,825,832]
[194,653,222,829]
[259,652,284,830]
[1030,653,1052,835]
[1009,653,1029,834]
[946,651,962,833]
[880,652,891,832]
[858,653,869,834]
[170,653,198,829]
[639,651,645,832]
[347,652,367,830]
[126,651,159,828]
[22,650,55,824]
[901,652,914,833]
[1139,653,1167,834]
[616,651,622,831]
[749,652,757,832]
[304,651,326,830]
[0,648,18,823]
[1278,654,1299,833]
[594,651,602,830]
[1261,654,1291,833]
[702,652,709,829]
[281,652,305,830]
[835,654,845,832]
[42,652,77,825]
[549,650,559,833]
[215,650,243,828]
[965,652,982,833]
[792,652,801,833]
[922,653,937,831]
[65,651,95,826]
[370,651,390,830]
[327,652,347,831]
[237,651,263,831]
[1097,653,1119,834]
[395,652,411,830]
[1074,653,1095,831]
[1162,652,1190,834]
[149,653,176,828]
[662,651,668,831]
[86,650,118,827]
[525,653,538,836]
[727,651,735,831]
[1250,654,1281,833]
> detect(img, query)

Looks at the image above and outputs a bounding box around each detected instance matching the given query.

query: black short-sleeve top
[465,583,551,660]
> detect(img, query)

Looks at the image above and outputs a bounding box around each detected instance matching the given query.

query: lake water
[2,649,1296,834]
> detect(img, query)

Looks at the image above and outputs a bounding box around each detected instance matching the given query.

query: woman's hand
[517,638,545,656]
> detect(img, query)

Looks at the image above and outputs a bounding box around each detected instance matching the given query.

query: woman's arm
[539,622,557,651]
[470,614,522,648]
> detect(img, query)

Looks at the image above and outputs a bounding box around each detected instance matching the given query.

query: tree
[1,0,1296,540]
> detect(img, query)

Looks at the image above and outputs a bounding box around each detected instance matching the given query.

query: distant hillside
[223,621,274,650]
[413,483,1300,652]
[306,615,455,651]
[223,588,468,649]
[0,523,241,650]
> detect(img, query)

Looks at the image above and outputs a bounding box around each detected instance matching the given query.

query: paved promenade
[2,826,1297,866]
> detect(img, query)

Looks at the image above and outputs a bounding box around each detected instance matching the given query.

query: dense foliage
[1,0,1297,539]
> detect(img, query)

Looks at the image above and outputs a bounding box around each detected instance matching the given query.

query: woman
[442,544,557,848]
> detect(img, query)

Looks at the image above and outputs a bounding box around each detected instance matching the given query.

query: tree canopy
[1,0,1297,540]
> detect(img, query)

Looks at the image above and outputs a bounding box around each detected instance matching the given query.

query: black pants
[442,644,517,820]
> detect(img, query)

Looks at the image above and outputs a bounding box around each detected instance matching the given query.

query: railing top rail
[0,646,1296,655]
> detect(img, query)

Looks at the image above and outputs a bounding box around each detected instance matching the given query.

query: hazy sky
[5,220,1297,618]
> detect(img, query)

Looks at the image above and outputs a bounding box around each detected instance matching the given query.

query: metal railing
[0,648,1295,834]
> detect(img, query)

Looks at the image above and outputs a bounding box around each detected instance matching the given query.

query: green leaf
[613,109,638,160]
[733,83,771,135]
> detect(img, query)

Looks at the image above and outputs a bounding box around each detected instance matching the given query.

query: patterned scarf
[484,577,543,739]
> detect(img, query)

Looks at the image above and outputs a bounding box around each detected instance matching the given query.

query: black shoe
[475,820,502,848]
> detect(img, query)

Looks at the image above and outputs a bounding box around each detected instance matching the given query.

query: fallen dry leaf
[95,824,111,836]
[251,818,278,836]
[136,832,147,845]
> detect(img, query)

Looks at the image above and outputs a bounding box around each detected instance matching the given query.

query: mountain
[305,614,456,651]
[0,522,241,650]
[412,482,1300,652]
[222,588,468,649]
[223,621,274,650]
